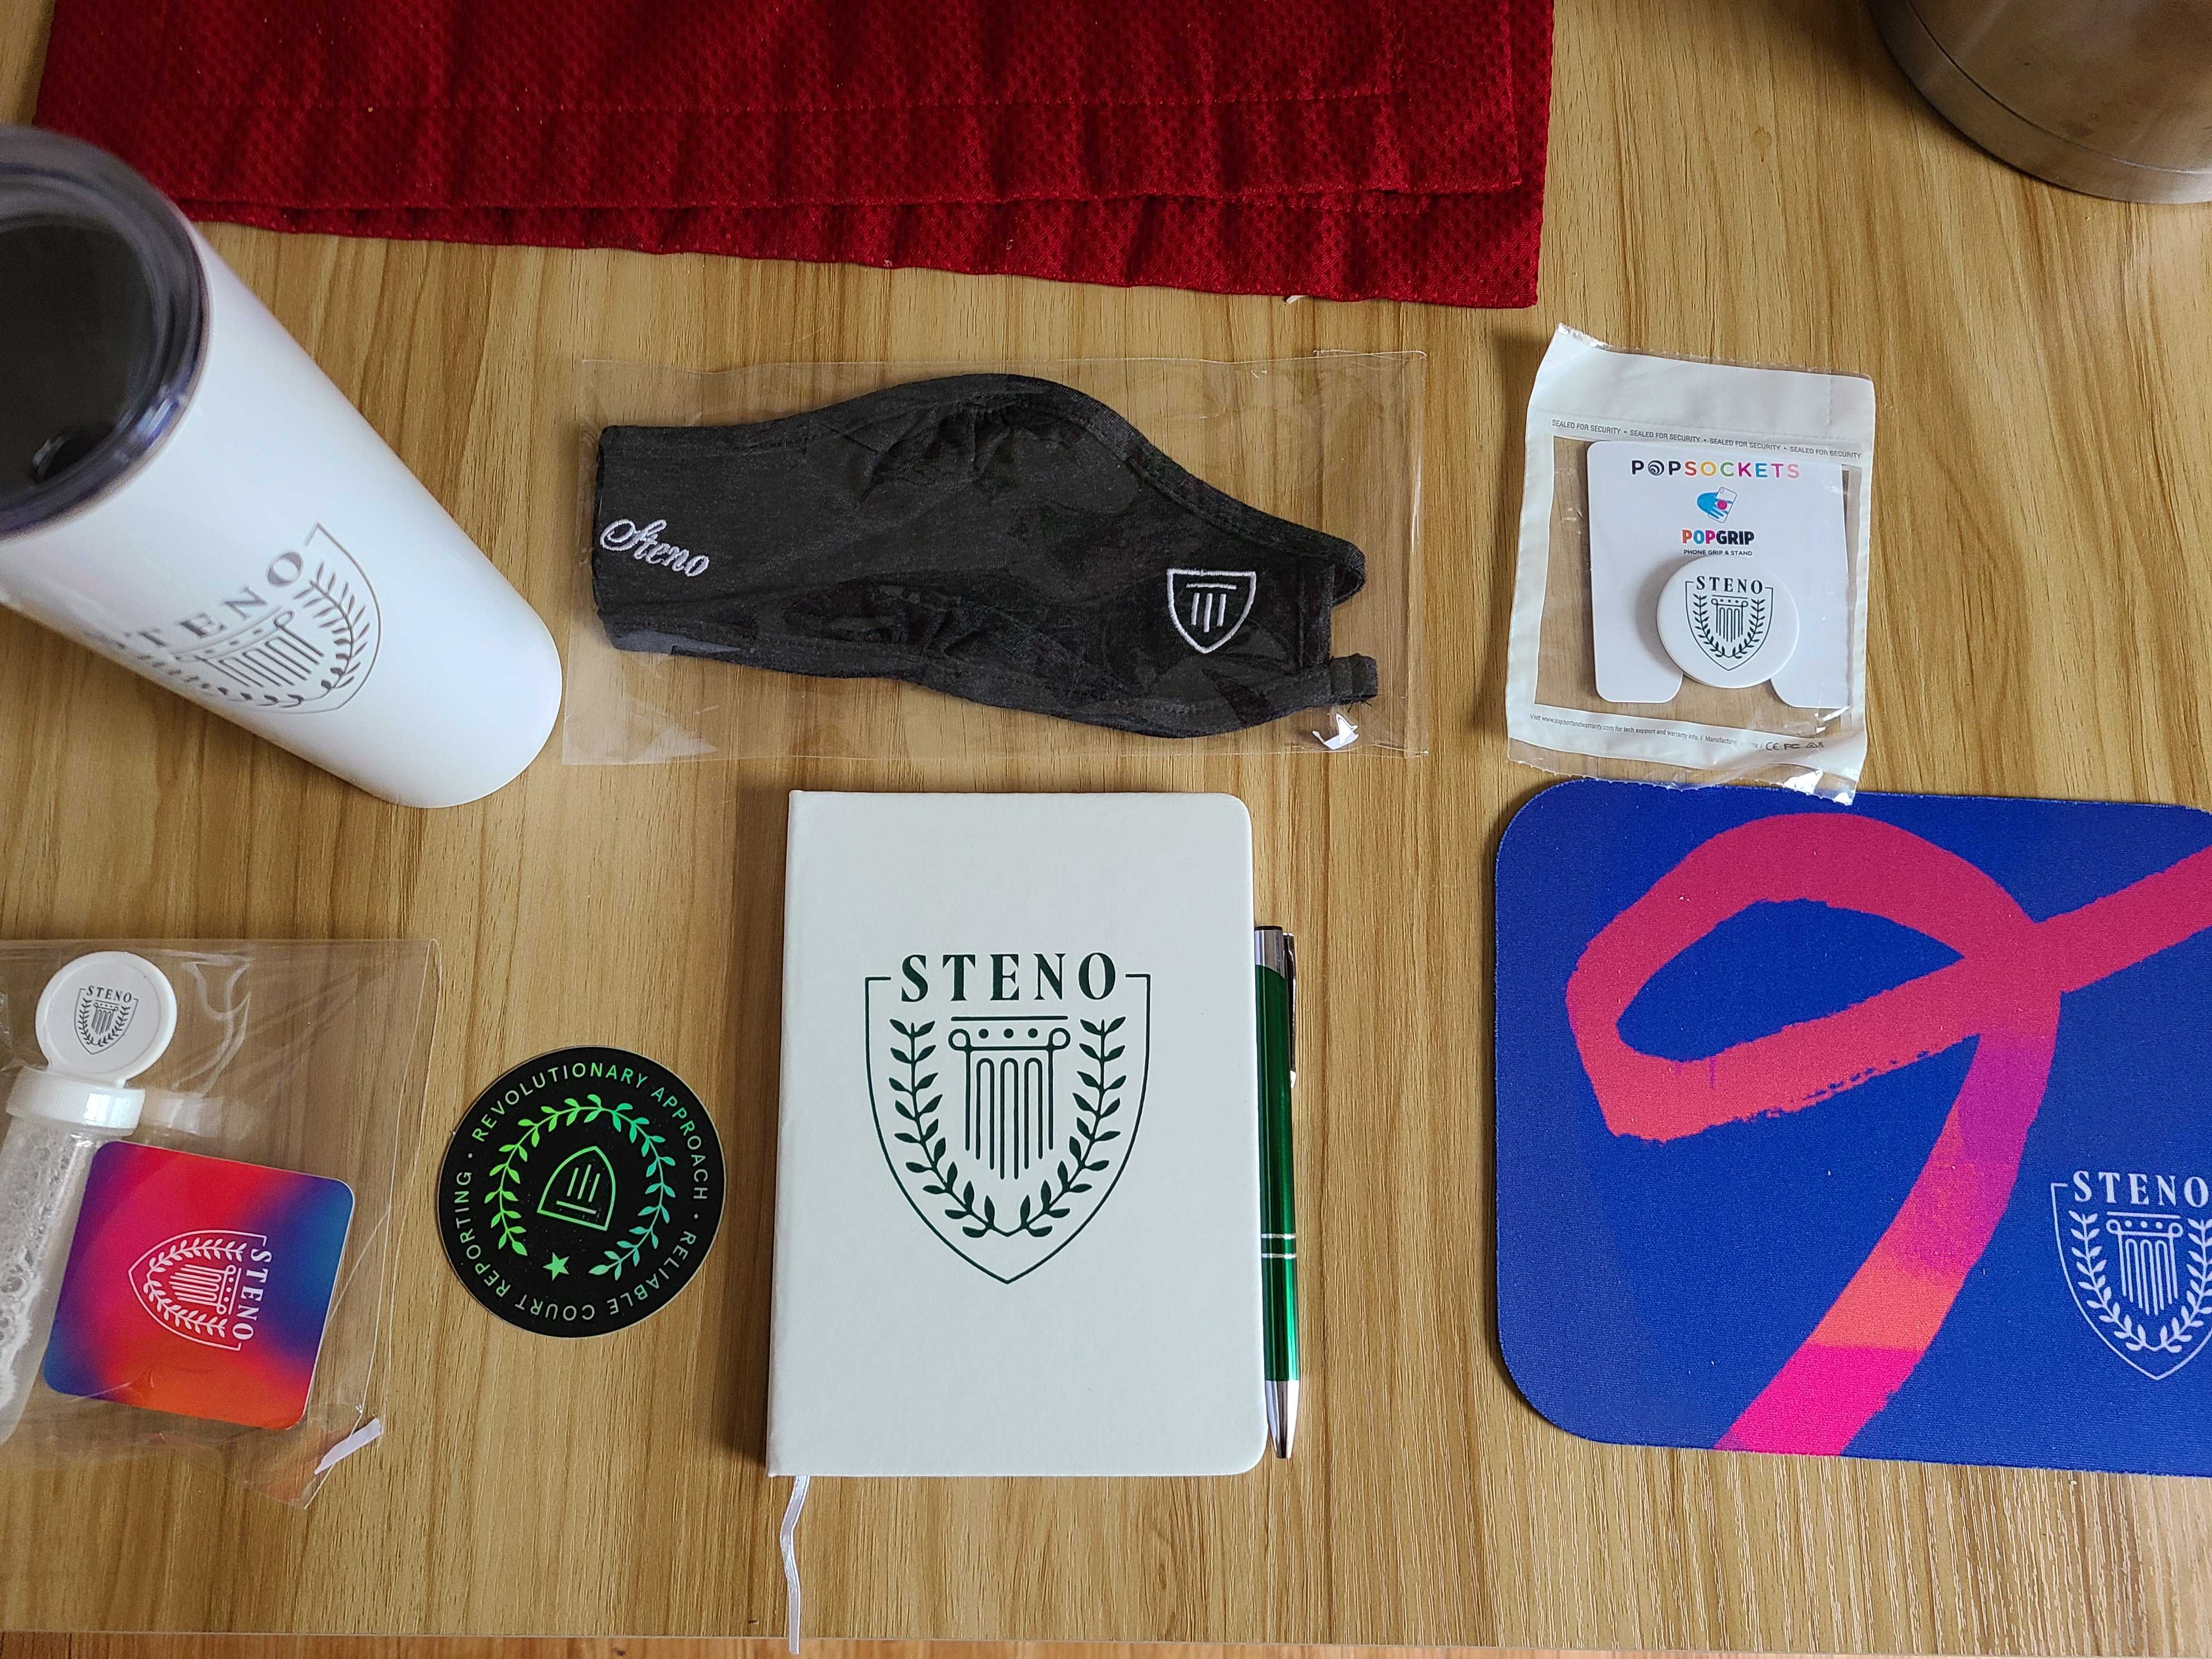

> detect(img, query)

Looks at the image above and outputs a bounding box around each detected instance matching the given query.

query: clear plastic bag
[1506,327,1875,801]
[0,940,438,1505]
[565,353,1427,761]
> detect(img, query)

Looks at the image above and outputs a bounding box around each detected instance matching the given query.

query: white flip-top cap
[7,951,178,1131]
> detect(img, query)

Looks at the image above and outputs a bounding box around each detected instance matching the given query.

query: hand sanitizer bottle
[0,952,177,1444]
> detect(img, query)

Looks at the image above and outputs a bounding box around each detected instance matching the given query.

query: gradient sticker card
[1496,778,2212,1475]
[44,1142,353,1430]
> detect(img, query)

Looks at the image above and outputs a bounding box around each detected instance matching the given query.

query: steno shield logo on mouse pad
[2053,1171,2212,1380]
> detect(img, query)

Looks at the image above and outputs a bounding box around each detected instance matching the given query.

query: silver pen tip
[1267,1379,1300,1458]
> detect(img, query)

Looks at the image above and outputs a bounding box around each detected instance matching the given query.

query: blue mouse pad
[1496,778,2212,1475]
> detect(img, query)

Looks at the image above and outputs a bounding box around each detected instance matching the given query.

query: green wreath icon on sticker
[484,1093,679,1279]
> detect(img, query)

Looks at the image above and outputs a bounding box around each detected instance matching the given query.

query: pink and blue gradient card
[1496,778,2212,1475]
[43,1142,353,1430]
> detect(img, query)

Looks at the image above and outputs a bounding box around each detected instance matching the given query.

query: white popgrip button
[1657,553,1801,691]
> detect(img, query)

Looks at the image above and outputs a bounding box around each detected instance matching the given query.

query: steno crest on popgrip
[1688,574,1771,667]
[1657,552,1800,691]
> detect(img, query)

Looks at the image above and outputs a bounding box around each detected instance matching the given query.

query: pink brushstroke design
[1564,814,2212,1455]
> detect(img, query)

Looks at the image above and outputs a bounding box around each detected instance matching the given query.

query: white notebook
[768,791,1265,1477]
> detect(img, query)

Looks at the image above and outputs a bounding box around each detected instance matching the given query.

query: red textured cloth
[35,0,1552,307]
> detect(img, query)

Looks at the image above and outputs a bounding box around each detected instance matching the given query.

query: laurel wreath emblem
[2066,1211,2212,1355]
[484,1093,678,1278]
[136,1234,253,1344]
[1688,589,1767,665]
[886,1017,1123,1242]
[74,989,132,1055]
[216,560,376,709]
[149,537,383,712]
[291,560,377,704]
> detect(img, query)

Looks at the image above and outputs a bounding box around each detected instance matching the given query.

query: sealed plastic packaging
[1506,327,1875,800]
[0,941,438,1505]
[567,354,1426,760]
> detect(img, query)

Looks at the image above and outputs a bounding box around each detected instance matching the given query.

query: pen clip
[1283,932,1297,1087]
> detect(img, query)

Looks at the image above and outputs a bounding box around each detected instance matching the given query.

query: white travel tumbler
[0,952,178,1446]
[0,128,560,809]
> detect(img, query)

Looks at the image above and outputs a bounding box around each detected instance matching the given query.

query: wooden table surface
[5,0,2212,1649]
[0,1637,1814,1659]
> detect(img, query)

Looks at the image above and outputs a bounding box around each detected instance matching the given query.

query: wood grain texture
[4,0,2212,1648]
[0,1643,1730,1659]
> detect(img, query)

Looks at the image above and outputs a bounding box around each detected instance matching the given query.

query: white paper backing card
[1586,441,1847,708]
[769,791,1265,1477]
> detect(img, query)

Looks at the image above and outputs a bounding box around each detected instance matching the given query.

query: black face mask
[591,374,1378,738]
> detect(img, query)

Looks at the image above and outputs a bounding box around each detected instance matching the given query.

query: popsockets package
[567,354,1427,761]
[1506,326,1876,800]
[0,941,437,1505]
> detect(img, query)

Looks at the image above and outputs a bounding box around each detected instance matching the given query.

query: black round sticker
[437,1046,724,1338]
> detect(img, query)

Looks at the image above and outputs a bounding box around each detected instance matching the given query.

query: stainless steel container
[1869,0,2212,202]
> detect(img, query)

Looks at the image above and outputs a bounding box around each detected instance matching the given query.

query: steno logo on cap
[72,984,139,1056]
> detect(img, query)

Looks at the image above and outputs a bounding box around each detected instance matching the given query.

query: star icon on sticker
[545,1254,571,1279]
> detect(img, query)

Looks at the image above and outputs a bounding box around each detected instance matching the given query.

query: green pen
[1255,926,1299,1458]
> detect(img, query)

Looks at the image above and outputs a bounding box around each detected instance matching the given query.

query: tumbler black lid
[0,127,206,537]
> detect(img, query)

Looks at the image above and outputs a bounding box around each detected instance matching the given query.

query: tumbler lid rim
[0,126,208,539]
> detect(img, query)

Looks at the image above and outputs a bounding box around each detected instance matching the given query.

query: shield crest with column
[2053,1184,2212,1380]
[866,964,1150,1282]
[1688,579,1772,667]
[74,985,139,1056]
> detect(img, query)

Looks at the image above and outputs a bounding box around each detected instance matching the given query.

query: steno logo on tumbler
[0,127,560,807]
[105,529,380,712]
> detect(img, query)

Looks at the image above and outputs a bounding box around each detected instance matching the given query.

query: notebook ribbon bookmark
[779,1474,811,1652]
